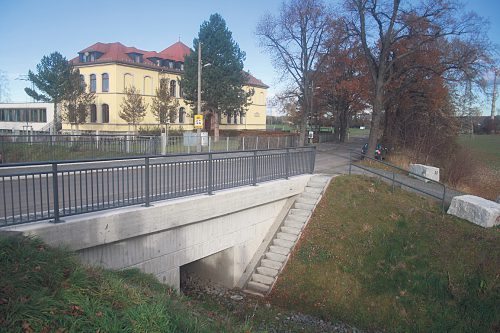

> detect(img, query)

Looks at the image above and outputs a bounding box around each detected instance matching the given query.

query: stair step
[281,226,301,235]
[270,245,290,255]
[277,232,297,242]
[252,273,275,285]
[257,266,279,277]
[284,220,304,229]
[265,251,287,262]
[302,192,321,200]
[289,208,310,217]
[287,214,307,223]
[247,281,269,293]
[296,197,317,205]
[261,258,283,270]
[273,238,294,248]
[295,202,314,210]
[305,187,322,194]
[308,180,328,188]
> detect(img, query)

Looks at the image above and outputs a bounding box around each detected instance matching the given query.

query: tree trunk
[53,101,58,134]
[212,112,219,142]
[367,79,384,156]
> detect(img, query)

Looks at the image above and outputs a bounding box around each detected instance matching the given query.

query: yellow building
[64,41,268,133]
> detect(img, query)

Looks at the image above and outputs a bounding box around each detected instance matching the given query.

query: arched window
[227,113,232,124]
[124,73,133,91]
[240,113,245,124]
[234,113,238,124]
[90,104,97,123]
[143,76,152,95]
[169,80,176,97]
[79,75,85,89]
[102,73,109,92]
[102,104,109,123]
[179,107,185,123]
[90,74,96,92]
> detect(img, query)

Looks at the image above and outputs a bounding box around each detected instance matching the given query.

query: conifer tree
[182,13,253,139]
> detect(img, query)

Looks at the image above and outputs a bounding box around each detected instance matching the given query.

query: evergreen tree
[151,78,180,133]
[182,13,253,139]
[119,86,147,133]
[25,52,81,132]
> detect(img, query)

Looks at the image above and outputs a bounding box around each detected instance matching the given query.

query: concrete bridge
[4,175,315,290]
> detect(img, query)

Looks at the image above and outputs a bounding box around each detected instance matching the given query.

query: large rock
[409,164,440,183]
[447,195,500,228]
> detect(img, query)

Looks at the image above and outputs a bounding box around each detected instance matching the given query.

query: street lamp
[196,41,211,151]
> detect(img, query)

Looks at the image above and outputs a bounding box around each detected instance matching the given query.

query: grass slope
[270,175,500,332]
[0,235,250,333]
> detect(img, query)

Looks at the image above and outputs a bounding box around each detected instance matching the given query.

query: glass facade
[0,108,47,122]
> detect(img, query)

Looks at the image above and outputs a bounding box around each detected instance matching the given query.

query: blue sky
[1,0,499,115]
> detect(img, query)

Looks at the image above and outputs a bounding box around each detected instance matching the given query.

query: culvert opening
[179,247,235,295]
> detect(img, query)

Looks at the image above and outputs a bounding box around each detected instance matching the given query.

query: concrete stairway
[244,175,332,296]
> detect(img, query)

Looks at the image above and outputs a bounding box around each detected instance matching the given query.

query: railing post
[349,151,352,175]
[285,148,290,179]
[252,150,257,186]
[256,136,259,150]
[208,153,213,195]
[310,147,316,174]
[442,186,447,213]
[242,137,245,151]
[52,163,60,223]
[226,137,229,151]
[267,137,270,149]
[144,157,150,207]
[392,171,395,192]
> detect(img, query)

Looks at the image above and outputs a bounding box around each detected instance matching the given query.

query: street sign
[194,115,203,129]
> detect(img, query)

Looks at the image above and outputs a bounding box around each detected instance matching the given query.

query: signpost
[194,115,203,129]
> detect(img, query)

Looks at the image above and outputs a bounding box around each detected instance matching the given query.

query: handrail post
[349,151,352,175]
[310,146,316,174]
[285,148,290,179]
[442,185,447,213]
[52,163,60,223]
[208,153,213,195]
[144,157,150,207]
[392,171,395,192]
[252,150,257,186]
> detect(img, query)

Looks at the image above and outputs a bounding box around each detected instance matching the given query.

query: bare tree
[151,78,180,135]
[120,86,148,133]
[345,0,491,154]
[256,0,332,145]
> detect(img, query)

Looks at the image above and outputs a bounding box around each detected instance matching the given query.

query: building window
[240,113,244,124]
[227,113,232,124]
[234,113,238,124]
[90,74,96,92]
[179,107,185,123]
[179,81,183,98]
[79,75,85,89]
[102,73,109,92]
[90,104,97,123]
[102,104,109,123]
[170,80,176,97]
[124,73,133,91]
[143,76,152,95]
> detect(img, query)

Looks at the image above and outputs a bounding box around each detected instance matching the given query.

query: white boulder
[447,195,500,228]
[409,164,440,183]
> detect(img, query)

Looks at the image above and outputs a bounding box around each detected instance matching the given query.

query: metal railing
[0,146,315,226]
[349,150,447,211]
[0,134,300,163]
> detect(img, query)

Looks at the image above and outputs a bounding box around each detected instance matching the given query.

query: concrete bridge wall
[7,175,311,289]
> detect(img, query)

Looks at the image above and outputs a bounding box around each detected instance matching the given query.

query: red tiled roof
[71,41,268,88]
[159,41,192,62]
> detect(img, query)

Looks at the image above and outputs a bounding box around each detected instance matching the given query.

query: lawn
[458,134,500,172]
[0,235,251,333]
[270,175,500,333]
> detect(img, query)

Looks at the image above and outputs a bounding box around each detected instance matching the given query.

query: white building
[0,102,54,134]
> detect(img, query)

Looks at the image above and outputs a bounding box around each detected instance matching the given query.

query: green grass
[0,235,252,333]
[458,134,500,171]
[270,175,500,333]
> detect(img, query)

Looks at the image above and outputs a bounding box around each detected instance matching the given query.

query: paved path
[312,137,463,206]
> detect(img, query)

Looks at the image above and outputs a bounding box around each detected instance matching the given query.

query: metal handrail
[0,146,316,226]
[349,150,447,212]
